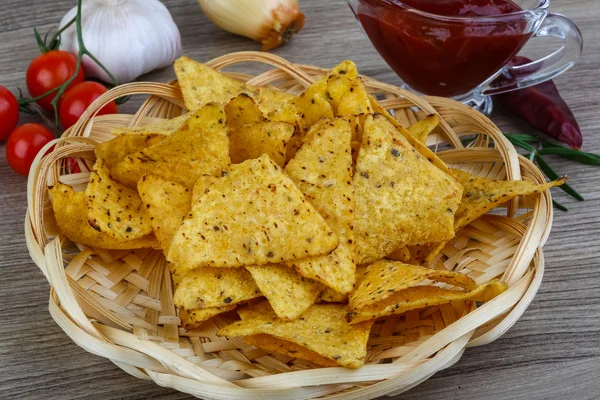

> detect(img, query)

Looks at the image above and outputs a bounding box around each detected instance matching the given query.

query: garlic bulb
[59,0,182,83]
[198,0,305,51]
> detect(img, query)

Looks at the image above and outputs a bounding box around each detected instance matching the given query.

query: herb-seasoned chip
[95,134,165,169]
[318,287,348,303]
[337,78,373,116]
[191,174,220,204]
[51,183,158,249]
[326,74,353,110]
[230,121,296,167]
[244,334,338,367]
[167,155,338,273]
[285,117,356,294]
[180,306,236,330]
[349,260,477,310]
[218,301,373,368]
[297,93,334,130]
[111,104,230,188]
[111,114,190,136]
[369,95,452,175]
[225,94,265,130]
[353,114,463,264]
[85,158,153,240]
[175,56,256,111]
[347,280,508,324]
[453,169,566,231]
[408,114,440,144]
[174,267,262,310]
[246,264,323,320]
[137,175,192,253]
[257,87,296,115]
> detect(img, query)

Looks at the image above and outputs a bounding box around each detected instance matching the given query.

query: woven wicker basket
[26,52,555,399]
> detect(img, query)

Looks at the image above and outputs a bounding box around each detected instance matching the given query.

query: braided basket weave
[26,52,555,399]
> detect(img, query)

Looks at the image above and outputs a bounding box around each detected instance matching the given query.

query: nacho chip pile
[49,56,565,369]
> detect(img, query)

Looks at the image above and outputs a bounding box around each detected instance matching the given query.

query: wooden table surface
[1,0,599,399]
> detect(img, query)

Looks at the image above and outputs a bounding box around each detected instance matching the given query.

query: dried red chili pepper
[494,56,582,150]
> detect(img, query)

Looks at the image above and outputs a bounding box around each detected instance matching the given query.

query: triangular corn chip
[230,121,296,167]
[180,306,236,331]
[244,334,338,367]
[50,183,158,249]
[191,174,220,204]
[326,74,354,110]
[111,104,230,188]
[167,155,338,273]
[408,114,440,144]
[85,158,153,241]
[175,56,256,111]
[218,301,373,368]
[336,78,373,116]
[349,260,477,310]
[95,134,165,169]
[225,94,265,130]
[353,114,463,264]
[246,264,323,320]
[111,114,190,136]
[346,280,508,324]
[137,175,192,253]
[174,267,262,310]
[284,117,356,294]
[257,86,296,115]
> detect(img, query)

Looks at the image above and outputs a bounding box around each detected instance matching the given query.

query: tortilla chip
[111,104,230,188]
[297,93,334,130]
[230,121,296,167]
[408,114,440,144]
[257,86,297,115]
[369,95,452,175]
[246,264,323,320]
[50,183,158,249]
[284,117,356,294]
[175,56,256,111]
[353,114,463,264]
[180,306,236,330]
[386,247,411,263]
[244,334,338,367]
[111,114,190,136]
[95,134,165,169]
[349,260,477,310]
[318,287,348,303]
[137,175,192,253]
[85,158,153,241]
[191,174,220,204]
[174,267,262,310]
[347,280,508,324]
[167,155,338,273]
[453,169,566,232]
[336,78,373,116]
[218,301,373,368]
[225,94,265,130]
[326,74,353,110]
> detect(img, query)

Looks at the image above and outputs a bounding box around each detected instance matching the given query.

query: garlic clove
[198,0,305,51]
[59,0,182,84]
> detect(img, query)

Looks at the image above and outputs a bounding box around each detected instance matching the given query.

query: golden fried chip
[137,175,192,253]
[296,93,334,130]
[285,117,356,294]
[225,94,265,130]
[95,134,165,169]
[408,114,440,144]
[337,78,373,116]
[347,280,508,324]
[453,169,566,231]
[349,260,477,310]
[318,287,348,303]
[85,158,153,241]
[369,95,452,175]
[111,114,190,136]
[257,86,297,115]
[326,74,353,110]
[191,174,220,204]
[230,121,296,167]
[244,334,338,367]
[353,114,463,264]
[50,183,158,249]
[167,155,338,273]
[269,102,302,126]
[180,306,236,330]
[111,104,230,188]
[386,247,411,263]
[175,56,256,111]
[246,264,323,320]
[174,267,262,310]
[218,301,373,368]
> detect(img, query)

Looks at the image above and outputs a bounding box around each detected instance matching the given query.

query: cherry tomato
[59,82,118,129]
[0,86,19,142]
[26,50,84,111]
[6,123,54,176]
